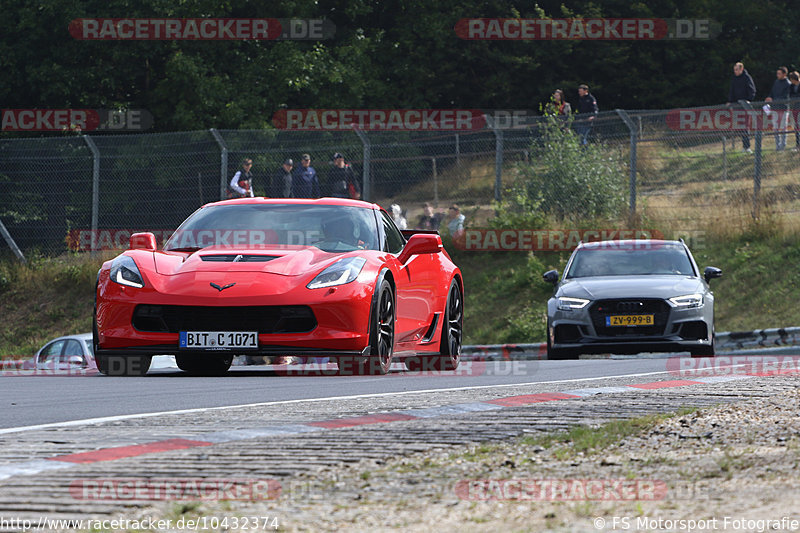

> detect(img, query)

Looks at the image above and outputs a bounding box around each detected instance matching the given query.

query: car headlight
[669,293,704,308]
[307,257,367,289]
[109,255,145,288]
[557,297,590,310]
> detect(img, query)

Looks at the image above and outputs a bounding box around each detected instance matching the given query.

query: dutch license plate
[179,331,258,350]
[605,315,654,327]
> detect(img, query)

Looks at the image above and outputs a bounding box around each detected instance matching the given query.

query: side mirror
[704,266,722,283]
[397,234,442,264]
[130,232,157,251]
[543,270,559,285]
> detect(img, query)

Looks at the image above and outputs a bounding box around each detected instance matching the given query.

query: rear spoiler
[401,229,441,239]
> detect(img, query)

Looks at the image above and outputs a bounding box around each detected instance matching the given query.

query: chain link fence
[2,101,799,257]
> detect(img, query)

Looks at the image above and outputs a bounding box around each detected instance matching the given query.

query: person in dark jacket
[727,62,757,152]
[327,152,361,198]
[789,71,800,150]
[575,84,598,146]
[766,66,792,151]
[292,153,321,198]
[271,159,294,197]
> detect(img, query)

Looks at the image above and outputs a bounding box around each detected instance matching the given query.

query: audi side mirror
[704,266,722,283]
[543,270,559,285]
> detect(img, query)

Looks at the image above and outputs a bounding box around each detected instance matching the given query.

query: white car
[35,333,96,370]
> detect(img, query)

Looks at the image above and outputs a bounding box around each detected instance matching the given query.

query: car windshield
[164,204,380,253]
[565,243,695,278]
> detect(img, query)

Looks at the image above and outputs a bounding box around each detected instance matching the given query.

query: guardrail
[461,328,800,361]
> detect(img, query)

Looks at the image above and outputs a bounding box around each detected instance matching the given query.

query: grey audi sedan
[543,240,721,359]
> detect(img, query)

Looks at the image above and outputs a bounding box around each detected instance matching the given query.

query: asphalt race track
[0,358,691,430]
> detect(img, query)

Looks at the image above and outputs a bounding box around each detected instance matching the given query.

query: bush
[510,114,626,221]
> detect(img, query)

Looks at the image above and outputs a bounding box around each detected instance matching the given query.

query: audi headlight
[669,293,704,308]
[109,255,144,288]
[307,257,367,289]
[557,297,590,310]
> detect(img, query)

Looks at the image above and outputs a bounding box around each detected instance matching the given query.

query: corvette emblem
[210,282,236,291]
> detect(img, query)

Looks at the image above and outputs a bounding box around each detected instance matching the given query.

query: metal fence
[2,99,799,256]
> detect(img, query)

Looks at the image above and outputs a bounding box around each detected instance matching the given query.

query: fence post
[485,114,503,202]
[353,127,371,201]
[210,129,228,200]
[615,109,638,223]
[83,135,100,256]
[454,134,460,166]
[738,100,760,219]
[432,157,438,206]
[0,219,26,263]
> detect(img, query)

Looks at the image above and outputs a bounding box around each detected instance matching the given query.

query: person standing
[575,84,598,146]
[765,66,791,151]
[271,159,294,197]
[417,202,443,230]
[789,71,800,151]
[727,62,757,153]
[292,153,321,198]
[546,89,572,116]
[227,158,254,198]
[446,204,465,237]
[327,152,361,198]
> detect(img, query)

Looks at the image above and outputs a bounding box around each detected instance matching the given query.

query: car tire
[176,353,233,376]
[95,354,152,376]
[337,276,395,376]
[546,319,579,360]
[404,279,462,372]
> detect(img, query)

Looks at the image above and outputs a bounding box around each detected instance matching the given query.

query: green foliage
[512,115,626,220]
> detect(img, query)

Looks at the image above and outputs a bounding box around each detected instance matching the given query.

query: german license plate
[605,315,654,327]
[179,331,258,350]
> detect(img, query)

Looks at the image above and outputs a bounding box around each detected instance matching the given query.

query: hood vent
[200,254,279,263]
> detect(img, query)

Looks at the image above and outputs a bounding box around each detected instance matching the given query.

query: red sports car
[94,198,463,376]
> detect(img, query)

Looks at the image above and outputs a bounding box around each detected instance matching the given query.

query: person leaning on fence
[575,84,598,146]
[789,71,800,151]
[292,153,321,198]
[765,66,791,151]
[727,62,757,153]
[272,158,294,197]
[227,158,254,198]
[327,152,361,199]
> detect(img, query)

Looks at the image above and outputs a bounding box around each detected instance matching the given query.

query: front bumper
[549,297,713,354]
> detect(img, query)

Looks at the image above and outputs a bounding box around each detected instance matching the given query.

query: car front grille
[589,299,670,337]
[132,305,317,334]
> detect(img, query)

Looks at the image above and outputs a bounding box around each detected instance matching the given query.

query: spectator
[546,89,572,116]
[417,202,443,230]
[390,204,407,230]
[575,84,598,146]
[227,158,254,198]
[271,159,294,197]
[766,66,791,151]
[790,71,800,151]
[727,62,757,153]
[446,204,465,237]
[292,153,321,198]
[327,152,361,198]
